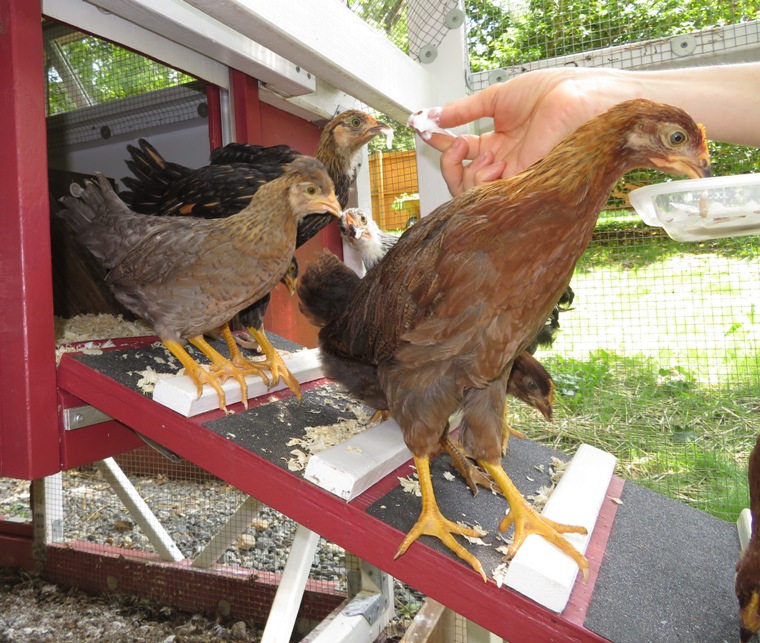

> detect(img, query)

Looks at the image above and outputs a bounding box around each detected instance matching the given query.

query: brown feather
[302,99,710,460]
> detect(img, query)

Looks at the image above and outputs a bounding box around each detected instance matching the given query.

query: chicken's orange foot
[395,455,488,582]
[479,460,590,582]
[245,326,302,401]
[368,409,391,425]
[163,338,230,412]
[187,335,254,411]
[440,436,498,497]
[220,324,271,389]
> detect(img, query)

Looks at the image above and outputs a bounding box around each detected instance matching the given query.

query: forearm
[607,64,760,147]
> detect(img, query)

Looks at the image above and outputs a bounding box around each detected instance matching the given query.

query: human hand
[411,68,628,195]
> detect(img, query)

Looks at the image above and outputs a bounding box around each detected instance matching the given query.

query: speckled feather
[120,110,392,333]
[58,157,337,343]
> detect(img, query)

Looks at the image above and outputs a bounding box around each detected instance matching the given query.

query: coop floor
[53,335,741,642]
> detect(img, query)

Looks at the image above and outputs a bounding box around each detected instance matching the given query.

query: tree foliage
[462,0,760,174]
[47,35,193,116]
[465,0,760,71]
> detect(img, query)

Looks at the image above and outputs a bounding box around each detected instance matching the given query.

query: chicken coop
[1,0,760,641]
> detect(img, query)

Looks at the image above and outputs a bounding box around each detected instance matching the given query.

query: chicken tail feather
[298,251,359,328]
[120,139,191,213]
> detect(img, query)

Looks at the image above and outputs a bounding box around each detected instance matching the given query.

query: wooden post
[0,0,60,479]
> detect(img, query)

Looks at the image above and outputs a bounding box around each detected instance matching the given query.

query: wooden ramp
[55,337,741,642]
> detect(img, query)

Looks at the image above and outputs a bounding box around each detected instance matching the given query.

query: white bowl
[628,174,760,242]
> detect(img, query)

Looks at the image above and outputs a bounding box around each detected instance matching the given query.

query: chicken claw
[479,461,589,581]
[220,324,271,391]
[395,455,488,581]
[441,436,498,497]
[245,327,302,400]
[163,337,244,412]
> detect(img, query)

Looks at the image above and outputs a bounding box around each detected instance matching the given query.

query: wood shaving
[131,367,177,394]
[442,471,456,482]
[456,520,488,546]
[285,404,373,471]
[609,496,624,505]
[526,455,570,511]
[54,314,153,366]
[398,473,421,497]
[54,314,152,344]
[492,562,510,588]
[527,485,554,511]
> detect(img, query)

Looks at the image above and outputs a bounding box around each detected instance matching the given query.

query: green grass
[511,212,760,521]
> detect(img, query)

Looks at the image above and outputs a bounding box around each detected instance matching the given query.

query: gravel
[0,471,424,641]
[0,315,425,640]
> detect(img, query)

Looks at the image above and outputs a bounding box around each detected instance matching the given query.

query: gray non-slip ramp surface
[585,481,739,643]
[71,340,743,641]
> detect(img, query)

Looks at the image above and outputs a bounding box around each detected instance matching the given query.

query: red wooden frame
[0,0,60,479]
[56,352,610,643]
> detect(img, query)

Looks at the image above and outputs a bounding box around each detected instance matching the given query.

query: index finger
[434,86,499,130]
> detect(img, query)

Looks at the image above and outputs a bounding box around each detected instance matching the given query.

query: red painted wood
[565,475,625,626]
[58,390,144,470]
[230,69,262,145]
[43,542,343,625]
[0,519,34,570]
[205,84,223,151]
[0,0,59,479]
[0,534,35,570]
[57,354,608,642]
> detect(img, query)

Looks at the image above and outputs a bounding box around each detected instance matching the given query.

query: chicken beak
[533,397,553,422]
[316,191,342,218]
[343,210,362,238]
[650,151,712,180]
[282,273,298,296]
[371,120,395,149]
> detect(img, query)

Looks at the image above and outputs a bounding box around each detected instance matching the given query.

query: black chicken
[121,110,393,397]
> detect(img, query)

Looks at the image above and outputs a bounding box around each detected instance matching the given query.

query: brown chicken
[737,433,760,642]
[298,99,711,579]
[445,350,555,495]
[57,157,341,412]
[300,244,555,495]
[121,111,392,399]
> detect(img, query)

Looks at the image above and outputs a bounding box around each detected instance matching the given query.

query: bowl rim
[629,173,760,226]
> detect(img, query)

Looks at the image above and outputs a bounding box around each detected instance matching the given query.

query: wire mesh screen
[345,0,463,61]
[504,226,760,521]
[44,21,195,117]
[465,1,760,90]
[44,20,207,150]
[368,150,420,232]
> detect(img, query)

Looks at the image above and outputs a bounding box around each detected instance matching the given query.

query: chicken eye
[360,214,367,224]
[306,185,318,196]
[669,130,688,146]
[350,117,362,129]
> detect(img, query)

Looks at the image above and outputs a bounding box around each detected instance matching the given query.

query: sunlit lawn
[510,216,760,520]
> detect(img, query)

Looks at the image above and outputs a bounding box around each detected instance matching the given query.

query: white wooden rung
[304,419,411,501]
[738,507,753,554]
[192,496,263,568]
[96,458,185,562]
[152,348,323,417]
[504,443,617,613]
[261,524,321,643]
